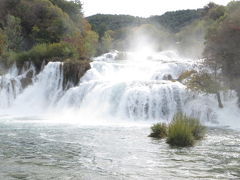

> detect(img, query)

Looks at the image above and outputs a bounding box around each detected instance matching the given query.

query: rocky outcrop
[62,60,91,89]
[20,70,34,89]
[13,59,91,90]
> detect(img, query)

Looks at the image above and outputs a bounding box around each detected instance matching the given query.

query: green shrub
[188,117,205,140]
[13,42,78,66]
[166,113,205,147]
[149,123,168,139]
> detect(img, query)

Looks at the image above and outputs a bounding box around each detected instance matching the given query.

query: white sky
[80,0,232,17]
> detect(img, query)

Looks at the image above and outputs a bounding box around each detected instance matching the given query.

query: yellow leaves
[177,70,197,82]
[66,30,99,59]
[81,19,92,33]
[82,30,99,57]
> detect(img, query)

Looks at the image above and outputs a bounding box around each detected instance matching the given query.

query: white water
[0,50,239,128]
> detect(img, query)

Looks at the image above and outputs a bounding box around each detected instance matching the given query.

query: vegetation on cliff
[0,0,98,68]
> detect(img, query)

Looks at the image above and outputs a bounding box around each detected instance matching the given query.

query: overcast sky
[80,0,232,17]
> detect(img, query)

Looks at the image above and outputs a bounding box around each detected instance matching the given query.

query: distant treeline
[86,8,211,57]
[87,9,204,35]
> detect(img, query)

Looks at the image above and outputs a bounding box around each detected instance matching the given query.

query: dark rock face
[15,61,35,89]
[163,74,173,80]
[20,70,34,89]
[15,60,91,90]
[62,60,91,89]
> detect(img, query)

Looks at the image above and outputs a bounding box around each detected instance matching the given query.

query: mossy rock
[62,59,91,89]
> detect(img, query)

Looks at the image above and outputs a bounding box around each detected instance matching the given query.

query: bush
[166,113,205,147]
[149,123,168,139]
[188,116,205,140]
[13,42,78,66]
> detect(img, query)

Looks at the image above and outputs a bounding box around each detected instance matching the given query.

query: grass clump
[149,123,168,139]
[167,113,205,147]
[149,113,205,147]
[167,113,194,147]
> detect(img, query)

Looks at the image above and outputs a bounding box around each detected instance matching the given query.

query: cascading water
[0,50,239,128]
[0,62,35,108]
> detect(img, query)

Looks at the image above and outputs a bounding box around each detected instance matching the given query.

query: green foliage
[149,9,204,33]
[87,14,146,37]
[23,0,75,44]
[87,9,209,57]
[204,1,240,79]
[12,42,77,65]
[4,15,23,51]
[207,5,226,20]
[0,30,6,55]
[50,0,83,23]
[204,1,240,105]
[167,113,205,147]
[0,0,86,47]
[186,72,224,108]
[88,10,204,38]
[82,31,99,58]
[149,123,168,139]
[0,0,99,66]
[188,117,205,140]
[186,72,221,94]
[177,70,197,82]
[99,30,113,54]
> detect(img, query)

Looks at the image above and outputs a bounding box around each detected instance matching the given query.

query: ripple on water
[0,123,240,180]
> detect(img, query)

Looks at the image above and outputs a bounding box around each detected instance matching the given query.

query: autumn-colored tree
[187,72,224,108]
[204,1,240,105]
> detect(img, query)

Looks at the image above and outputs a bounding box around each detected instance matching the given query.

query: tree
[204,1,240,105]
[4,15,23,51]
[100,30,113,54]
[187,72,224,108]
[49,0,83,24]
[0,30,6,55]
[82,30,99,58]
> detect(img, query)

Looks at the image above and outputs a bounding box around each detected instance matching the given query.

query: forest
[0,0,98,70]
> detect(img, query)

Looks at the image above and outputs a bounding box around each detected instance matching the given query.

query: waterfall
[0,50,239,127]
[0,62,35,108]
